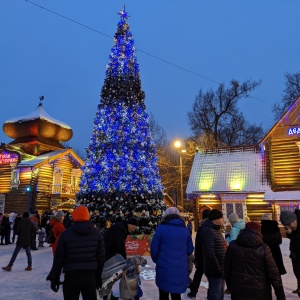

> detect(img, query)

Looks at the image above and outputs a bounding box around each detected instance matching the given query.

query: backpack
[46,224,56,244]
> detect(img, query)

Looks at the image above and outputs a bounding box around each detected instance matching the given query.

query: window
[225,202,245,220]
[10,168,20,189]
[52,168,63,194]
[70,169,80,193]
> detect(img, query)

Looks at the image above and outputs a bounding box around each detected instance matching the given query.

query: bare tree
[273,72,300,120]
[187,79,263,148]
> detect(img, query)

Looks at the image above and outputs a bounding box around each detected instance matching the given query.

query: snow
[4,105,72,129]
[0,238,298,299]
[187,149,300,201]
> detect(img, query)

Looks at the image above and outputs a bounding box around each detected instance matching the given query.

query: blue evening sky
[1,1,300,155]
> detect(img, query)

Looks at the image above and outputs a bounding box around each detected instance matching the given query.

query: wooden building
[0,103,84,214]
[187,96,300,228]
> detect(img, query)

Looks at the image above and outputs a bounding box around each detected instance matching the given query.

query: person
[224,221,286,300]
[103,216,139,300]
[104,216,139,261]
[261,213,286,276]
[280,209,300,294]
[2,212,35,272]
[12,213,22,243]
[0,214,11,245]
[47,206,105,300]
[38,227,46,247]
[225,212,245,244]
[30,213,39,250]
[201,209,227,300]
[187,208,211,300]
[150,207,194,300]
[223,212,245,295]
[49,210,65,255]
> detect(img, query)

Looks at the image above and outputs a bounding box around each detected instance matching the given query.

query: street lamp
[174,140,186,211]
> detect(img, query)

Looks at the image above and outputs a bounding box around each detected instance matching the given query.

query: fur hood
[161,213,185,225]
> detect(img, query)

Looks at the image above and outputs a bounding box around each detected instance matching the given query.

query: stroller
[99,254,147,300]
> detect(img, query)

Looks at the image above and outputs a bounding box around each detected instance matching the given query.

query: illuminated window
[52,167,63,194]
[10,168,20,189]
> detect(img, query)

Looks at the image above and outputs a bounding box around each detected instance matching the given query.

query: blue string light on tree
[77,7,165,233]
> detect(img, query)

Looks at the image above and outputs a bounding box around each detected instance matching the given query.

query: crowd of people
[1,206,300,300]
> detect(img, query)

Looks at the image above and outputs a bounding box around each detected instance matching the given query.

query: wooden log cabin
[0,103,84,214]
[187,96,300,228]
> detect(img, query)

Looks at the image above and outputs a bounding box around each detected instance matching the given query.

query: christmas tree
[76,7,166,233]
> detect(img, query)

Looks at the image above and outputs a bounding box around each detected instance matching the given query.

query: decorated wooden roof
[2,103,73,155]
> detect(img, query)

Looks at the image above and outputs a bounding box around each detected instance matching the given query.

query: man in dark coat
[225,222,286,300]
[104,217,139,260]
[187,208,210,300]
[280,209,300,294]
[2,212,35,271]
[47,206,105,300]
[103,217,139,300]
[201,209,226,300]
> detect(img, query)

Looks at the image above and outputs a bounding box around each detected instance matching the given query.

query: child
[38,227,46,247]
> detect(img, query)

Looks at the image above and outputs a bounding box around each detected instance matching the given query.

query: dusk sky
[1,1,300,155]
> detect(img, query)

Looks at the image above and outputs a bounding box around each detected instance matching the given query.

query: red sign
[126,234,153,256]
[0,152,19,165]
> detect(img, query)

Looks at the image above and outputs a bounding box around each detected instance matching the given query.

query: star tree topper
[118,5,130,20]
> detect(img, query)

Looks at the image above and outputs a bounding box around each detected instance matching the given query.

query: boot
[2,266,12,272]
[25,266,32,271]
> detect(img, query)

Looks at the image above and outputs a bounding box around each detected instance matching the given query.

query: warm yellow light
[232,182,241,191]
[174,140,181,148]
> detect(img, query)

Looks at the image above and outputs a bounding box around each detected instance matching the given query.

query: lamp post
[174,140,186,211]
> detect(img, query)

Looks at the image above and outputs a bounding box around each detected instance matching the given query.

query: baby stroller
[99,254,147,300]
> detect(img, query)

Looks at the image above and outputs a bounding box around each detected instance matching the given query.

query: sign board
[125,234,153,256]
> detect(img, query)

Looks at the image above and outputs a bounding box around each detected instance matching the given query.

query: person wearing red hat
[47,206,105,300]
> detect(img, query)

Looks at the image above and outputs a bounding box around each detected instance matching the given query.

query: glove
[50,281,60,293]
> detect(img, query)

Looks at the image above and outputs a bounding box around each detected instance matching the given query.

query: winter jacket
[49,218,65,255]
[226,219,245,244]
[103,221,128,260]
[15,217,35,248]
[0,217,11,236]
[286,209,300,259]
[224,228,286,300]
[49,221,105,281]
[150,214,194,294]
[194,218,207,267]
[261,219,286,275]
[201,218,227,278]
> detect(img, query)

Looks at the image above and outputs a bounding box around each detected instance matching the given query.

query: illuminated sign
[288,127,300,136]
[0,152,19,165]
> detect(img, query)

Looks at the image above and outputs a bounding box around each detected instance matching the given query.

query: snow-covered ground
[0,238,299,299]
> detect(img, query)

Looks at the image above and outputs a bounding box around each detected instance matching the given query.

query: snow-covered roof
[187,148,300,201]
[5,105,71,129]
[18,150,67,167]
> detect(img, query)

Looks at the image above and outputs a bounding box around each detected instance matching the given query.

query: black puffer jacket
[104,221,128,260]
[286,209,300,259]
[201,218,227,277]
[194,218,207,265]
[16,217,35,248]
[49,221,105,281]
[224,228,286,300]
[261,219,286,275]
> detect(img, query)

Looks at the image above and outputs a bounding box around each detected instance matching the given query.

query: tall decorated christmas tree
[76,7,165,233]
